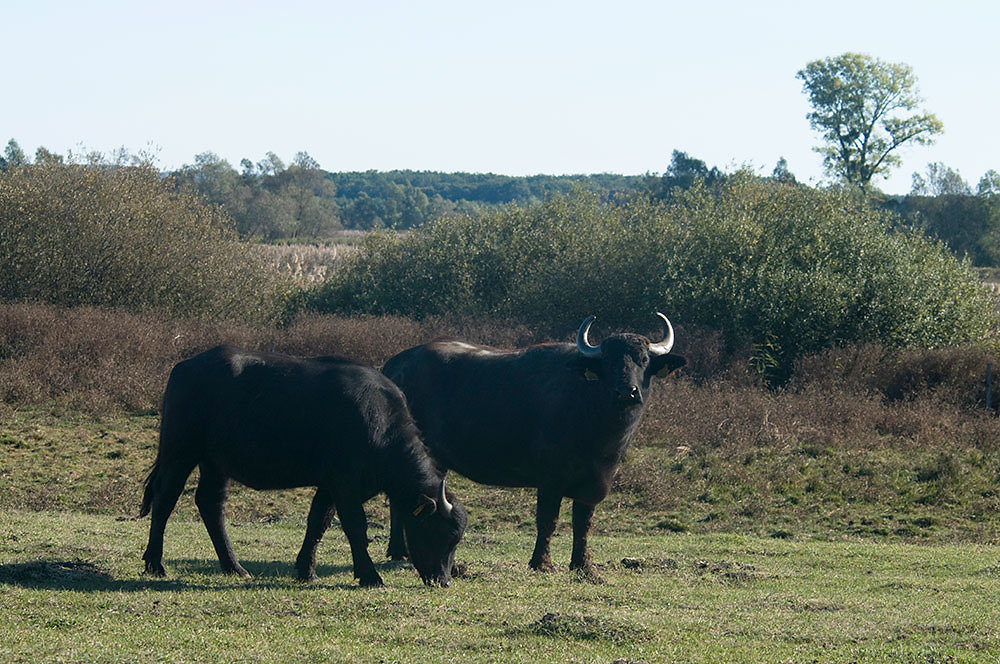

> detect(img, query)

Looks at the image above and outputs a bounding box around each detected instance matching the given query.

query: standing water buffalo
[140,346,466,587]
[383,313,685,576]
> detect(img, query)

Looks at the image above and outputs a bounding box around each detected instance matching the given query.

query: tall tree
[910,162,972,196]
[181,152,244,208]
[797,53,943,189]
[647,150,724,200]
[3,139,27,169]
[292,151,321,170]
[977,170,1000,197]
[34,147,64,165]
[771,157,798,185]
[256,152,285,177]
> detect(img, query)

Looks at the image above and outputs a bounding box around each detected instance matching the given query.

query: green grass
[4,407,1000,661]
[4,408,1000,544]
[2,510,999,663]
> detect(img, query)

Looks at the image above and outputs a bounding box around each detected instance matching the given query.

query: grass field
[2,510,999,663]
[2,409,1000,662]
[4,303,1000,662]
[4,404,1000,544]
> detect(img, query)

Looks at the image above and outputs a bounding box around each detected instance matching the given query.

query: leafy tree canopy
[646,150,725,200]
[797,53,943,188]
[978,170,1000,197]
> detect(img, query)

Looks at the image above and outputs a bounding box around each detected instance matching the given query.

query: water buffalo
[382,313,685,576]
[140,345,467,587]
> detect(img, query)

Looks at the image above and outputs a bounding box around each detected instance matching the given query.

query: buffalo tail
[139,459,160,518]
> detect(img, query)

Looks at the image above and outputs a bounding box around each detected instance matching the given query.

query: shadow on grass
[0,558,414,593]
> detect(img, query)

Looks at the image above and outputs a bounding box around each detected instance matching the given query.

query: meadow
[2,510,999,663]
[3,303,1000,662]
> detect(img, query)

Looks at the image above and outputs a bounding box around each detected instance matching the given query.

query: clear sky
[5,0,998,194]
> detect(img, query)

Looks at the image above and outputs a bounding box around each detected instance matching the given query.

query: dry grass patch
[0,303,547,414]
[253,243,355,286]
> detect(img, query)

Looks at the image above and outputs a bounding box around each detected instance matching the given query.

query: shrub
[308,175,998,373]
[0,161,289,324]
[308,194,688,334]
[663,177,998,377]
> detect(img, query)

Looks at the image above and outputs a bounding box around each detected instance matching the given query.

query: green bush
[308,194,668,330]
[664,176,997,375]
[0,161,289,324]
[308,175,998,373]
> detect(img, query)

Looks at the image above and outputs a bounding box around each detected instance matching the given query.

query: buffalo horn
[576,315,602,357]
[437,478,453,517]
[648,312,675,356]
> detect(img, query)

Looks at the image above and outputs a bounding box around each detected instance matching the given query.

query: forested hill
[164,151,647,239]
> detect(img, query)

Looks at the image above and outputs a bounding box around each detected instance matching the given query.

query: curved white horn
[576,315,602,357]
[648,312,675,356]
[437,478,453,517]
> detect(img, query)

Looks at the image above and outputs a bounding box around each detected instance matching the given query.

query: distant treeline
[167,150,646,238]
[3,139,999,267]
[166,148,1000,269]
[328,170,644,229]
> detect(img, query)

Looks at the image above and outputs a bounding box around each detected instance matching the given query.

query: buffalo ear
[571,356,603,382]
[412,494,437,517]
[649,353,686,378]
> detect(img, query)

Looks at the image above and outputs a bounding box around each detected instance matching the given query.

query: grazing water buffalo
[140,345,466,587]
[383,313,685,576]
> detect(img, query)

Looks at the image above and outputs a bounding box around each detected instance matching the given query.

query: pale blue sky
[5,1,998,194]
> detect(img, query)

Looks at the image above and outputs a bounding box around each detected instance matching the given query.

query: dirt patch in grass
[619,557,680,572]
[692,559,763,583]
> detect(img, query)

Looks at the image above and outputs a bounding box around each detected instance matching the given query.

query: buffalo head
[576,313,686,406]
[400,478,467,587]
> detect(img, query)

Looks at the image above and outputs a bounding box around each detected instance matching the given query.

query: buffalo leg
[569,500,599,576]
[195,463,249,578]
[336,497,383,587]
[296,487,336,581]
[385,501,408,561]
[142,461,196,577]
[528,488,562,572]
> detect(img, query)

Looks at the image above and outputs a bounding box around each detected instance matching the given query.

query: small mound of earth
[620,557,679,571]
[693,559,760,582]
[527,612,651,644]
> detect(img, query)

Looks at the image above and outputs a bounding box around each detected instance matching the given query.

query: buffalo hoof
[144,562,166,577]
[386,543,408,561]
[297,569,319,582]
[223,564,252,578]
[528,556,556,573]
[358,572,384,588]
[569,555,604,583]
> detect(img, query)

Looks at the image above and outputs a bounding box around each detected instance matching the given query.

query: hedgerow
[308,174,997,375]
